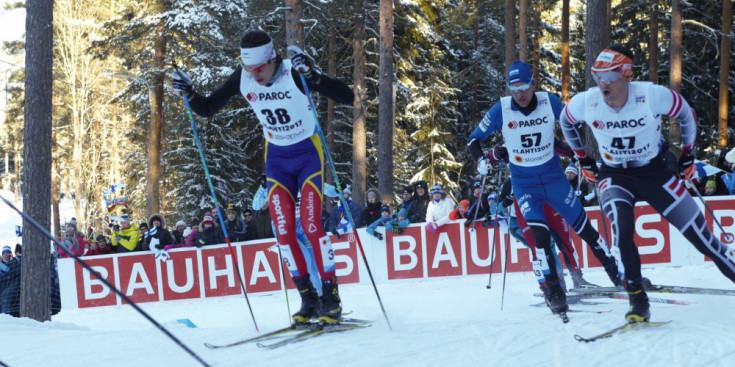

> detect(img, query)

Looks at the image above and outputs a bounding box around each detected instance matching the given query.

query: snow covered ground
[2,262,735,367]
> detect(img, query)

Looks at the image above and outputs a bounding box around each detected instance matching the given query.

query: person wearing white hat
[424,183,455,231]
[564,163,596,206]
[172,30,354,325]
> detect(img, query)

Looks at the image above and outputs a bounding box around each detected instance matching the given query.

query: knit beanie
[565,165,579,175]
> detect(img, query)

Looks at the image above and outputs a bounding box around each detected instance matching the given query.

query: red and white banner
[58,196,735,309]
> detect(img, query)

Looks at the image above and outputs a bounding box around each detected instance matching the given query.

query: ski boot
[624,279,650,323]
[571,271,599,289]
[543,282,569,314]
[292,275,319,325]
[318,276,342,325]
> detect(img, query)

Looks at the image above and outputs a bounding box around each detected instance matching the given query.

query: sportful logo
[272,194,288,235]
[246,92,258,102]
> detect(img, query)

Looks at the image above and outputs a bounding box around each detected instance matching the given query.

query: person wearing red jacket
[58,218,87,258]
[86,235,115,256]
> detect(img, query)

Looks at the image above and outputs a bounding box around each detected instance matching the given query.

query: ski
[572,284,735,297]
[204,324,311,349]
[204,317,372,349]
[567,308,612,314]
[533,292,607,306]
[551,291,691,306]
[574,320,671,343]
[256,322,371,349]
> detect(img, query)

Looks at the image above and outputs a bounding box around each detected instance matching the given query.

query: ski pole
[685,180,735,244]
[0,196,212,367]
[500,219,511,310]
[468,173,488,233]
[486,161,505,289]
[274,244,292,323]
[293,63,392,331]
[181,94,260,332]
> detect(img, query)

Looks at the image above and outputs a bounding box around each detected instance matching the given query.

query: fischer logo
[246,92,258,102]
[258,91,292,101]
[272,194,288,234]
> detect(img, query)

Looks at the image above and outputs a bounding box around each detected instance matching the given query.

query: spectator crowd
[51,145,735,261]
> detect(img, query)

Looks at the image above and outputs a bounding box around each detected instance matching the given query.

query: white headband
[240,41,276,66]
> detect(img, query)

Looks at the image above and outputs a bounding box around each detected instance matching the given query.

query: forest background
[1,0,733,238]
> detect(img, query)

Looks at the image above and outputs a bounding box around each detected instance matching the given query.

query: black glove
[502,194,514,208]
[113,224,120,232]
[171,70,194,97]
[464,218,474,228]
[492,144,509,163]
[291,53,320,83]
[678,149,696,180]
[155,243,165,250]
[331,228,342,239]
[372,232,383,240]
[260,174,268,189]
[578,156,599,183]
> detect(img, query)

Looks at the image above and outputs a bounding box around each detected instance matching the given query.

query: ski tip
[573,334,588,342]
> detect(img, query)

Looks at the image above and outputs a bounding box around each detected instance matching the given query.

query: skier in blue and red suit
[172,30,354,325]
[466,60,622,318]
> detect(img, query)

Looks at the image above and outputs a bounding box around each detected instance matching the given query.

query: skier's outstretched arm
[172,68,242,117]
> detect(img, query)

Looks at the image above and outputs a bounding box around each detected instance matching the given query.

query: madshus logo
[246,91,293,102]
[507,116,549,129]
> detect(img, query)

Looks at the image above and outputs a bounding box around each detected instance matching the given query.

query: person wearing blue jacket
[467,61,621,316]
